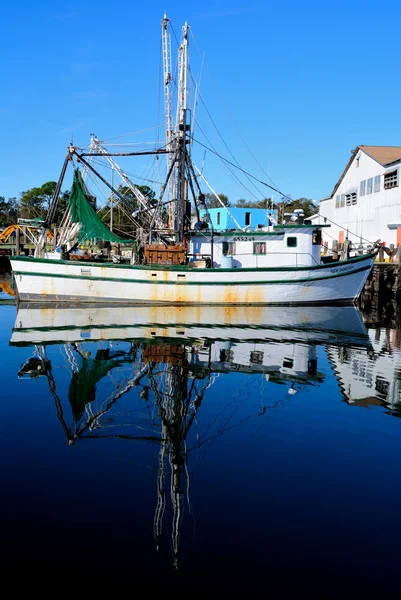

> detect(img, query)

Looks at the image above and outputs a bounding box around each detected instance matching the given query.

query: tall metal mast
[162,14,175,231]
[174,22,190,243]
[161,17,191,243]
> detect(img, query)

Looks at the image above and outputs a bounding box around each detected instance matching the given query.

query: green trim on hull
[10,252,375,273]
[188,225,331,237]
[14,294,357,306]
[12,321,368,338]
[12,263,372,286]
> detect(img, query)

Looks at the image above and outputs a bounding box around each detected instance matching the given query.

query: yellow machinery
[0,224,53,244]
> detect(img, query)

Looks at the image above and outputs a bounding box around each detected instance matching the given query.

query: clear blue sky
[1,0,401,206]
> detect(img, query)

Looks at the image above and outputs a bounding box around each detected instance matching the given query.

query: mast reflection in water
[10,303,378,569]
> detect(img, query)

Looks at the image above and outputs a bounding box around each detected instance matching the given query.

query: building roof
[330,145,401,198]
[360,145,401,166]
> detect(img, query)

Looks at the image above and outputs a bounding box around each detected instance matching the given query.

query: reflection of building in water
[327,327,401,414]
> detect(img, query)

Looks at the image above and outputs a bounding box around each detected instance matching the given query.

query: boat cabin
[188,224,329,268]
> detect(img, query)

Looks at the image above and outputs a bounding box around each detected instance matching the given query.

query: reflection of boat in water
[10,304,372,568]
[0,273,16,298]
[11,304,370,347]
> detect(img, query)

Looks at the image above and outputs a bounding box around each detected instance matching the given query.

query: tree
[204,193,230,208]
[18,182,70,225]
[19,182,57,220]
[274,197,317,223]
[0,196,20,227]
[54,191,70,225]
[98,184,157,235]
[235,197,272,208]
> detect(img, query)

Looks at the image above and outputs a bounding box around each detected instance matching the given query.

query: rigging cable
[313,213,376,245]
[188,73,265,202]
[190,136,294,202]
[189,29,279,199]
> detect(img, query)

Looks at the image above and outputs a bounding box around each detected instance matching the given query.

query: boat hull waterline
[10,253,375,305]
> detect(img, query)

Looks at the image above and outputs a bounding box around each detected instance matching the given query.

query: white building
[316,146,401,249]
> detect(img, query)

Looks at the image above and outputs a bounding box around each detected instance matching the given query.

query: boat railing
[188,251,320,268]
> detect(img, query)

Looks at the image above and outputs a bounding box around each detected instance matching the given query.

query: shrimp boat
[10,16,376,305]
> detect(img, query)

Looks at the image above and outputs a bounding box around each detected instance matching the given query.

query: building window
[222,241,235,255]
[287,237,297,248]
[253,241,266,254]
[335,195,340,208]
[360,180,366,196]
[245,212,251,226]
[374,175,380,193]
[384,170,398,189]
[345,192,357,206]
[367,178,373,194]
[217,212,221,225]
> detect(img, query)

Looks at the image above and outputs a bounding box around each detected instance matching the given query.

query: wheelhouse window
[374,175,380,192]
[222,241,235,255]
[217,212,221,225]
[345,191,357,206]
[335,195,340,208]
[220,349,233,362]
[287,237,297,248]
[253,242,266,255]
[360,180,366,196]
[250,351,264,364]
[384,170,398,189]
[245,212,251,226]
[341,194,345,207]
[312,229,322,245]
[367,178,373,194]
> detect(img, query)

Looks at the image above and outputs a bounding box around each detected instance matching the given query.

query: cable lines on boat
[190,135,294,202]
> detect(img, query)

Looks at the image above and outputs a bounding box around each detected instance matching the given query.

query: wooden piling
[15,228,20,256]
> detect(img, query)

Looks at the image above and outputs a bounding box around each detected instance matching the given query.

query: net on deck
[69,168,133,244]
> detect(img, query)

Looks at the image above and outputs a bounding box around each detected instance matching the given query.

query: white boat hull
[10,253,375,305]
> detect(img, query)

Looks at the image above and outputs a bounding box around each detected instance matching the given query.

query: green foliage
[0,196,20,227]
[274,197,317,222]
[19,181,58,220]
[235,197,272,208]
[204,193,230,208]
[0,182,70,227]
[98,184,157,235]
[55,191,70,224]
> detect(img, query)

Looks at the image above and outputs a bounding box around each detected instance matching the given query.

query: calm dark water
[1,283,401,594]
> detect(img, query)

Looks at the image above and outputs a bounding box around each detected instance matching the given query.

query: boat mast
[161,17,191,244]
[35,146,74,258]
[174,22,190,243]
[162,14,175,232]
